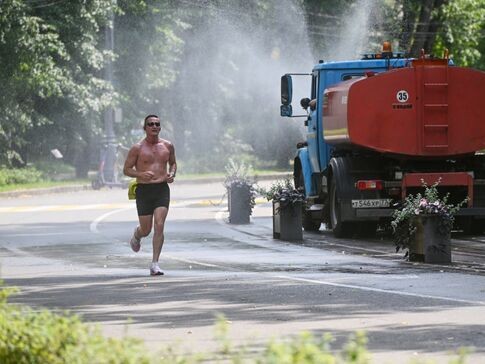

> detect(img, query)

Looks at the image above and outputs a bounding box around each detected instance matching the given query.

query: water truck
[280,42,485,237]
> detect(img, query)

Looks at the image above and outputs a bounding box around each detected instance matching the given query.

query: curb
[0,173,292,198]
[0,184,92,199]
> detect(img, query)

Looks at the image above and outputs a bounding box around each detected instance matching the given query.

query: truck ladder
[420,64,449,152]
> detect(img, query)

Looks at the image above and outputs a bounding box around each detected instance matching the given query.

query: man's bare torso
[135,139,171,184]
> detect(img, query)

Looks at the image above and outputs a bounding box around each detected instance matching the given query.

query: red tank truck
[281,43,485,237]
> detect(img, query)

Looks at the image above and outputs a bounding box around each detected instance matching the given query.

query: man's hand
[139,171,155,182]
[167,172,175,183]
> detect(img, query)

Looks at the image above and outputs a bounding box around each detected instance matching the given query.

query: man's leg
[130,215,153,252]
[137,215,153,238]
[152,206,169,263]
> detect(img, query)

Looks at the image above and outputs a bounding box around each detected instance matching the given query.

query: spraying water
[171,0,313,171]
[156,0,385,172]
[324,0,379,61]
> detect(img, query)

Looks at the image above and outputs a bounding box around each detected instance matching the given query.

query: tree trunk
[399,0,418,54]
[423,0,448,55]
[409,0,435,57]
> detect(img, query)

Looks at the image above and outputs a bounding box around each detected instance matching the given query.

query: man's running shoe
[130,227,141,252]
[150,263,164,276]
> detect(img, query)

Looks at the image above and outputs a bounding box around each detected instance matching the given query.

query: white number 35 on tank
[396,90,409,103]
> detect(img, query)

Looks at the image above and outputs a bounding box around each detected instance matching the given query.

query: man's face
[144,117,161,136]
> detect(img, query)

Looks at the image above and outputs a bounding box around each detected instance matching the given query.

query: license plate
[351,199,392,208]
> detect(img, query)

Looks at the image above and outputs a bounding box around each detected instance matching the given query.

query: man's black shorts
[135,182,170,216]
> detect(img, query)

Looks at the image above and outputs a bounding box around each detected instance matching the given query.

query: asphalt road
[1,181,485,363]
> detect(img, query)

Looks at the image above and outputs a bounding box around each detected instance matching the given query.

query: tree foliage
[0,0,68,166]
[434,0,485,68]
[0,0,115,172]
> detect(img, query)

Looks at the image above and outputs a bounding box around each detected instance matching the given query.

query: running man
[123,114,177,276]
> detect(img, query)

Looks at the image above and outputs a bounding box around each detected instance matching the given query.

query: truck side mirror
[281,74,293,117]
[280,104,293,117]
[281,74,293,105]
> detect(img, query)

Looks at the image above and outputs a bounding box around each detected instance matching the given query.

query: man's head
[143,114,160,130]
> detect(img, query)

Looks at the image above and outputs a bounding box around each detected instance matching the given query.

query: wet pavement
[1,182,485,363]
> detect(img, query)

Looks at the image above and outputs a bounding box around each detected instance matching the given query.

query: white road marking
[0,199,188,214]
[271,274,485,305]
[215,209,227,225]
[3,232,92,237]
[0,203,133,213]
[161,253,484,305]
[211,206,485,304]
[90,207,132,233]
[163,254,223,268]
[88,199,203,234]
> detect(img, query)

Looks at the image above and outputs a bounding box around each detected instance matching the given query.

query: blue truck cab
[281,52,410,234]
[283,56,409,194]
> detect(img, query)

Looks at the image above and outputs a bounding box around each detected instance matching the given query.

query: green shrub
[32,160,75,178]
[251,331,372,364]
[0,287,152,364]
[0,167,43,187]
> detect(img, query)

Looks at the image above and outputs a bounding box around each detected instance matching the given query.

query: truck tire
[295,169,321,231]
[329,173,350,238]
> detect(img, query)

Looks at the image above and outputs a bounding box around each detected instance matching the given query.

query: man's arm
[123,145,140,178]
[167,142,177,182]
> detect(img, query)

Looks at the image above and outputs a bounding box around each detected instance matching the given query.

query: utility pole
[102,3,118,185]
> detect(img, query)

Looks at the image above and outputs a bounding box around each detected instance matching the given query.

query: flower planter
[410,215,451,264]
[228,184,251,224]
[273,201,303,241]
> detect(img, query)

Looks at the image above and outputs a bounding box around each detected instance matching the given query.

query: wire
[30,0,68,9]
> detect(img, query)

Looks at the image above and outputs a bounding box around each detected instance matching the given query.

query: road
[1,181,485,363]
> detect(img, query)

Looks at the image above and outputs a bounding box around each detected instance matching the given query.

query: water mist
[172,0,313,172]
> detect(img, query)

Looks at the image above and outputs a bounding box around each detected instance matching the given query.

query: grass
[0,179,90,193]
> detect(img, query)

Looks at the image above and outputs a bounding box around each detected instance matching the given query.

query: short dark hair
[144,114,159,127]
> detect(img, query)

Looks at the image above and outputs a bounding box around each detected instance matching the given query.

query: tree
[433,0,485,68]
[0,0,115,176]
[0,0,69,166]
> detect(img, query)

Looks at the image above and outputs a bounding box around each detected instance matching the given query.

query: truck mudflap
[295,147,317,197]
[401,172,473,207]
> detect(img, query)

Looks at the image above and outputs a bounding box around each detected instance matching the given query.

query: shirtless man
[123,114,177,276]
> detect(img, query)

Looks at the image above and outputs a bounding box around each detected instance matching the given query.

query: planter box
[228,185,251,224]
[273,201,303,241]
[410,215,451,264]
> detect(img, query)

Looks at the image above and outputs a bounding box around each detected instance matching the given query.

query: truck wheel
[296,169,321,231]
[329,174,350,238]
